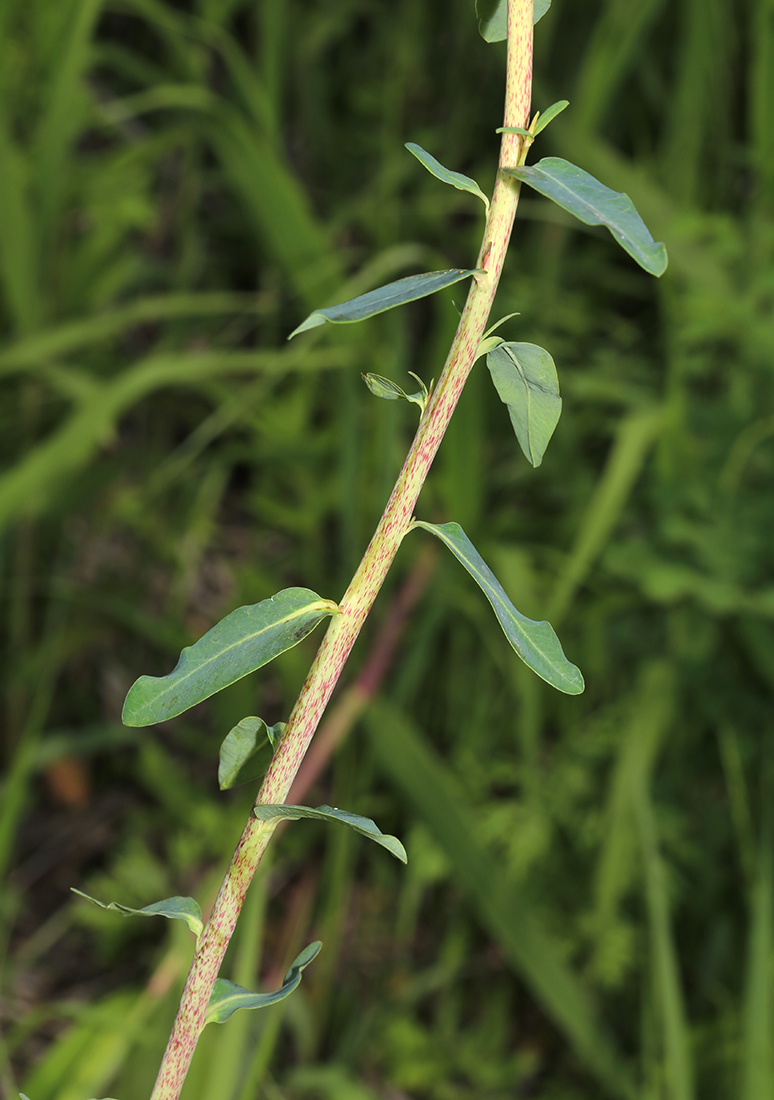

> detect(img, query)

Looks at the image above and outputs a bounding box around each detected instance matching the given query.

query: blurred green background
[1,0,773,1097]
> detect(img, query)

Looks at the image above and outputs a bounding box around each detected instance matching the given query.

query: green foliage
[253,805,408,864]
[2,0,772,1098]
[287,270,482,339]
[218,717,284,791]
[485,341,562,466]
[71,891,203,941]
[404,143,490,213]
[122,590,338,726]
[476,0,552,41]
[205,942,322,1025]
[506,158,668,275]
[411,520,584,694]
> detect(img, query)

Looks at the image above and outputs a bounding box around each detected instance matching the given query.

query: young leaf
[253,804,408,863]
[71,890,204,939]
[205,941,322,1025]
[122,589,338,727]
[218,717,285,790]
[476,0,551,42]
[532,99,569,135]
[405,142,490,213]
[486,341,562,467]
[505,158,668,276]
[288,270,481,339]
[362,371,429,414]
[411,520,584,695]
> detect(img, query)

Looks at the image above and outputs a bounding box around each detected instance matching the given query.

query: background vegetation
[1,0,772,1097]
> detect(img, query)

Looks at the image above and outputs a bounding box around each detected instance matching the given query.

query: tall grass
[1,0,772,1097]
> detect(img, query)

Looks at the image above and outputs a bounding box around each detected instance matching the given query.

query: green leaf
[411,521,584,695]
[122,588,338,726]
[405,143,489,213]
[205,941,322,1025]
[532,99,570,135]
[218,717,285,790]
[253,804,408,863]
[288,270,481,339]
[71,890,203,939]
[476,0,551,42]
[505,158,668,276]
[362,371,429,414]
[485,342,562,467]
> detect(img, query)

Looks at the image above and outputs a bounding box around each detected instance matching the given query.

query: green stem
[149,3,533,1096]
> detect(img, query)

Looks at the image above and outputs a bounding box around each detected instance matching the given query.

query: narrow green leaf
[505,158,668,276]
[122,589,338,726]
[71,890,203,939]
[253,804,408,863]
[486,342,562,467]
[476,0,551,42]
[411,521,584,695]
[532,99,570,135]
[218,717,285,790]
[405,143,489,212]
[483,312,520,339]
[288,270,481,339]
[362,371,428,413]
[205,941,322,1025]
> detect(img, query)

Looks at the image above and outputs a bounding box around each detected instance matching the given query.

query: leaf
[253,804,408,863]
[218,717,285,790]
[288,270,481,339]
[71,890,203,939]
[505,158,668,276]
[405,143,489,212]
[532,99,570,135]
[122,588,338,726]
[476,0,551,42]
[411,521,584,695]
[205,941,322,1025]
[362,371,429,414]
[485,342,562,466]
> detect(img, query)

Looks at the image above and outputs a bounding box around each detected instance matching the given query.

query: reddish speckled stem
[150,4,532,1097]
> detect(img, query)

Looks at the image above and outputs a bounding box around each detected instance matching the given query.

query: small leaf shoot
[253,804,408,863]
[405,142,490,213]
[362,371,429,415]
[532,99,569,135]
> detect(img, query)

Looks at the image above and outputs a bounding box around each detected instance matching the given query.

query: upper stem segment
[150,4,533,1097]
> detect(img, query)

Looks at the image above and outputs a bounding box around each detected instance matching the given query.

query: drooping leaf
[71,890,204,939]
[253,804,408,863]
[405,143,490,212]
[532,99,570,135]
[218,717,285,790]
[486,342,562,466]
[476,0,551,42]
[122,589,338,726]
[362,371,429,414]
[505,158,668,276]
[411,521,584,695]
[205,941,322,1025]
[288,270,481,339]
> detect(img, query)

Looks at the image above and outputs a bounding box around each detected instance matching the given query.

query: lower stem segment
[150,3,533,1096]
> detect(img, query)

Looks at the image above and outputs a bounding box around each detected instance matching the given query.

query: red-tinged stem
[149,3,532,1097]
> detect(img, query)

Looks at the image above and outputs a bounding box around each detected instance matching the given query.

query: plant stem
[149,3,533,1096]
